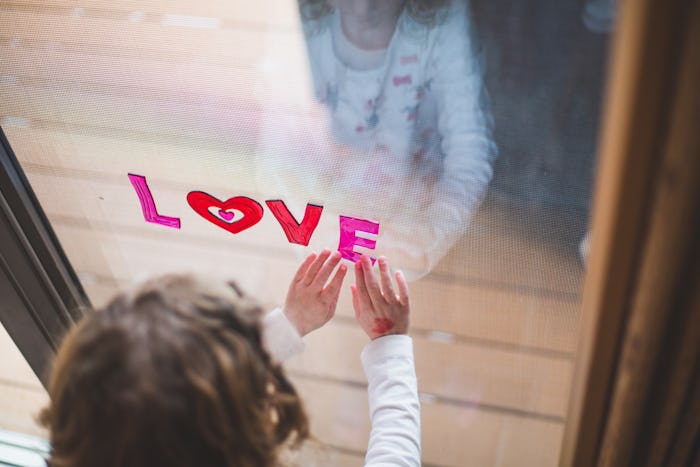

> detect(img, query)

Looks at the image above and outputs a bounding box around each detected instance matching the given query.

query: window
[0,0,613,464]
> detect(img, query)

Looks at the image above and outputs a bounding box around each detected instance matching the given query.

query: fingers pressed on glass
[314,251,342,287]
[360,255,383,305]
[304,249,331,285]
[323,261,347,297]
[293,252,317,283]
[354,260,373,310]
[350,284,361,320]
[395,270,410,306]
[378,256,396,302]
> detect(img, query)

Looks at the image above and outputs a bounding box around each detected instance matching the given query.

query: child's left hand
[284,249,348,336]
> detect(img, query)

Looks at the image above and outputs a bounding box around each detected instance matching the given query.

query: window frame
[0,127,88,386]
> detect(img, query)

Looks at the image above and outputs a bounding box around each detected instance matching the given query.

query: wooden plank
[0,43,313,102]
[0,9,299,55]
[0,326,48,438]
[432,198,584,297]
[292,377,563,466]
[0,326,44,393]
[2,0,299,27]
[6,128,259,189]
[0,384,48,438]
[0,6,315,106]
[283,443,367,467]
[406,280,578,355]
[79,281,119,308]
[0,83,312,139]
[0,52,281,101]
[287,320,572,417]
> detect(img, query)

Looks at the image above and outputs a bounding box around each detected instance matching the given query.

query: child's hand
[351,255,410,340]
[284,249,348,336]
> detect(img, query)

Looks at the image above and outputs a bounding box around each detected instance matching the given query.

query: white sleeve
[429,1,497,230]
[362,335,421,467]
[261,308,305,363]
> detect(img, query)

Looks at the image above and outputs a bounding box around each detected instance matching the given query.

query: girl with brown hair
[39,250,419,466]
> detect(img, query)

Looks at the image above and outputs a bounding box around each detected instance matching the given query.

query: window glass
[0,0,612,464]
[0,324,48,437]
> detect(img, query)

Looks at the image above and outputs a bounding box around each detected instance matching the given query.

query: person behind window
[258,0,497,278]
[39,251,419,467]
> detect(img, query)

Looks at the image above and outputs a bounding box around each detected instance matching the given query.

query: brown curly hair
[39,275,309,467]
[299,0,449,27]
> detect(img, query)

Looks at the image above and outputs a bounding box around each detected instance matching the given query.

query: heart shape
[187,191,263,235]
[218,209,235,222]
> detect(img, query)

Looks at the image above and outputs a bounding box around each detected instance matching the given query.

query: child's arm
[430,1,497,235]
[262,250,347,362]
[352,255,421,467]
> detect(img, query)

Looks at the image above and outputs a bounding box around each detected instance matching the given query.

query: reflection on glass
[258,0,497,278]
[0,0,613,463]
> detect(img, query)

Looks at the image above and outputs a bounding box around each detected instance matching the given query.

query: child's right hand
[351,255,410,340]
[284,249,347,337]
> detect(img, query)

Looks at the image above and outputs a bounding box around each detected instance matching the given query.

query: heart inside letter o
[187,191,264,235]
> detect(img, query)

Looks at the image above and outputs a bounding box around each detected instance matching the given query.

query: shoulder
[397,1,471,46]
[434,0,472,40]
[299,3,333,37]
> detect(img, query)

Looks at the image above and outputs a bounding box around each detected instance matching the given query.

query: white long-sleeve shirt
[262,309,420,466]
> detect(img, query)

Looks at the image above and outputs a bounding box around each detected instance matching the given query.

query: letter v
[265,200,323,246]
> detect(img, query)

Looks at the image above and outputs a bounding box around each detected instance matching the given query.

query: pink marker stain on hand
[371,318,395,335]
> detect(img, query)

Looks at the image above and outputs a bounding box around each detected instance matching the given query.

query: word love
[128,174,379,263]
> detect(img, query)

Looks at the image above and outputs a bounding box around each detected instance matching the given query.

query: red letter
[265,200,323,246]
[128,174,181,229]
[337,215,379,263]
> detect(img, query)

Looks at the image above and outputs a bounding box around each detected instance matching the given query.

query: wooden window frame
[561,0,700,465]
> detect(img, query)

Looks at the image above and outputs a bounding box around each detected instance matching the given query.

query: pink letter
[338,215,379,263]
[128,173,181,229]
[265,200,323,246]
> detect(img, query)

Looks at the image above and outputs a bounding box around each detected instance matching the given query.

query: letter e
[337,215,379,263]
